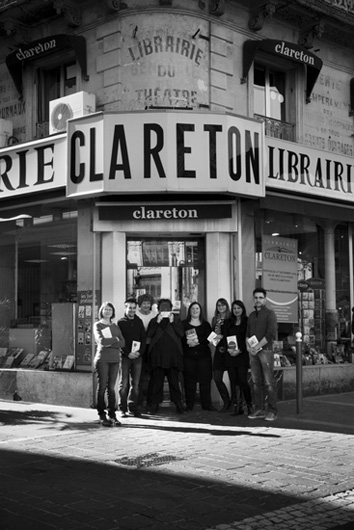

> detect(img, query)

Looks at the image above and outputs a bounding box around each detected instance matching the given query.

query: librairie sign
[266,137,354,203]
[0,135,66,198]
[66,111,265,198]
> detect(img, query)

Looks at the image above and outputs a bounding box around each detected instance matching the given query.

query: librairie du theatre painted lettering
[67,111,264,199]
[121,15,209,110]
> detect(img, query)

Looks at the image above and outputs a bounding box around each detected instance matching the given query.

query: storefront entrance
[126,237,205,319]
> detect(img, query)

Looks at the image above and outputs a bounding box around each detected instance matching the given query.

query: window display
[0,207,77,371]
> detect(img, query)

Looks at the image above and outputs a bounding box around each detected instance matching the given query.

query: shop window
[36,60,78,138]
[0,208,77,370]
[255,210,353,364]
[127,238,205,321]
[254,62,296,142]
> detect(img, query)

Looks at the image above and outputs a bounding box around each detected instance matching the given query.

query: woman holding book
[93,301,125,427]
[182,302,213,411]
[224,300,253,416]
[211,298,232,412]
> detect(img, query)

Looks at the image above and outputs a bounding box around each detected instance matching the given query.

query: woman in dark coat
[182,302,213,411]
[211,298,232,412]
[146,298,185,414]
[224,299,253,416]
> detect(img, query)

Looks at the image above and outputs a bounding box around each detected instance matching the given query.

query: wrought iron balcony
[254,114,295,142]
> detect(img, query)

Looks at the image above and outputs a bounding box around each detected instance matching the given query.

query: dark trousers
[150,366,182,405]
[184,356,212,409]
[213,369,231,404]
[227,365,252,405]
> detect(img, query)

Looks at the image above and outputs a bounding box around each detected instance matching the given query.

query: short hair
[253,287,267,297]
[158,298,172,311]
[138,293,154,306]
[98,301,115,320]
[125,298,137,306]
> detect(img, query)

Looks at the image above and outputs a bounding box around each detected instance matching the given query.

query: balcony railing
[254,114,296,142]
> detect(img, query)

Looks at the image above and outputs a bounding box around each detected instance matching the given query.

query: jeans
[118,356,142,412]
[95,360,120,415]
[249,349,277,413]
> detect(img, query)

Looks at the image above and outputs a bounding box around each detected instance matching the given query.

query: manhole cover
[115,452,184,468]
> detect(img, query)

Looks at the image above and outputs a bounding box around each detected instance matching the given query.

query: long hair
[98,301,115,321]
[186,302,205,323]
[213,298,231,320]
[230,299,247,323]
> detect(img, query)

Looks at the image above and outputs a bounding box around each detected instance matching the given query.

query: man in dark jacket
[246,287,278,421]
[118,299,146,417]
[146,298,185,414]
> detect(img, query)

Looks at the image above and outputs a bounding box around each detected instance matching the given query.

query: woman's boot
[231,402,244,416]
[219,399,231,412]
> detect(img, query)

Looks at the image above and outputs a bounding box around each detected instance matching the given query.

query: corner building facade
[0,0,353,405]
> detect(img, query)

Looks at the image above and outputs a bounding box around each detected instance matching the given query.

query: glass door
[127,237,205,320]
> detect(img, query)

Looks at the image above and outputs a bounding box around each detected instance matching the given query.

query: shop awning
[242,39,323,102]
[6,34,88,97]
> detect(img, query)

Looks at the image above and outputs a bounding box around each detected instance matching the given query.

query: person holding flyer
[118,298,146,418]
[246,288,278,421]
[93,302,125,427]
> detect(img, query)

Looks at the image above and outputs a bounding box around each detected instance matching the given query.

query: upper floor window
[36,59,79,138]
[253,60,296,142]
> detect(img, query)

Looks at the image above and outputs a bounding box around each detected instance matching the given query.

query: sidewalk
[0,393,354,530]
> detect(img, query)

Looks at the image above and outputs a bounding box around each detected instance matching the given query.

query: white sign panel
[262,236,298,323]
[266,137,354,203]
[0,134,67,198]
[67,111,265,198]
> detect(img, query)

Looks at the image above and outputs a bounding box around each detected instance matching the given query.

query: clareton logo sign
[66,111,265,198]
[98,203,232,221]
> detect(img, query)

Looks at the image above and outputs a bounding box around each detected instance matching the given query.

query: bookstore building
[0,108,353,405]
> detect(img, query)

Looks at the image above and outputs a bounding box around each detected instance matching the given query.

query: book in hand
[247,335,262,355]
[227,335,238,350]
[131,341,140,353]
[101,326,112,339]
[185,328,199,346]
[207,331,221,346]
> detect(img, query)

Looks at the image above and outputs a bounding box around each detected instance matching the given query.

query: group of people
[93,288,278,427]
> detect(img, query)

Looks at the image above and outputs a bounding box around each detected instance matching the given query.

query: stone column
[323,220,338,355]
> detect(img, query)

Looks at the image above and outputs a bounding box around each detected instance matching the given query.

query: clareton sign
[66,111,265,198]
